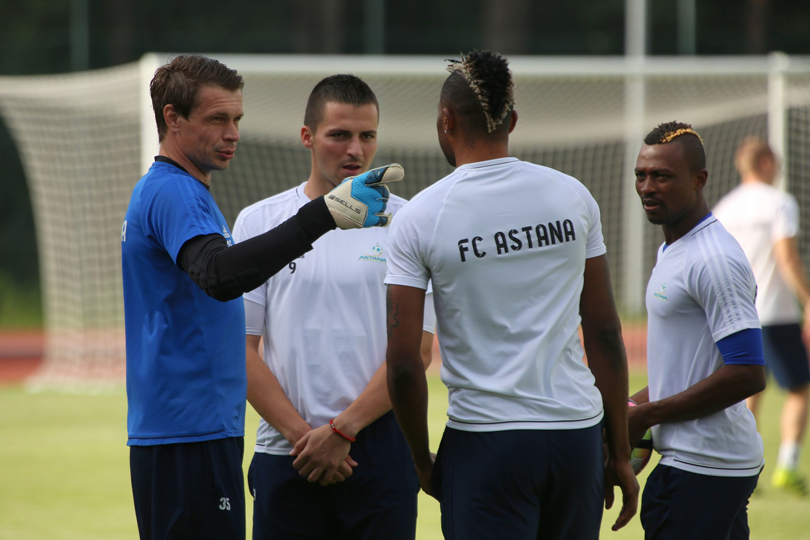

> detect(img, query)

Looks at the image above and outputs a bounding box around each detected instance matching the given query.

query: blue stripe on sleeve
[716,328,766,366]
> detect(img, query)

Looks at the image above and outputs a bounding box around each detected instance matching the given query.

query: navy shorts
[130,436,246,540]
[432,424,604,540]
[762,324,810,391]
[247,411,418,540]
[641,464,759,540]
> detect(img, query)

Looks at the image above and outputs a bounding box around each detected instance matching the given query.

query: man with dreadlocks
[629,121,766,539]
[384,50,639,539]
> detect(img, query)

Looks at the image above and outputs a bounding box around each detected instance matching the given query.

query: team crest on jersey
[358,243,386,263]
[653,283,668,301]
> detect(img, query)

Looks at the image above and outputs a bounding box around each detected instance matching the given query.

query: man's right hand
[325,163,404,229]
[604,457,639,531]
[290,424,358,485]
[415,452,438,500]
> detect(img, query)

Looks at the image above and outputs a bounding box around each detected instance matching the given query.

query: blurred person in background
[714,137,810,496]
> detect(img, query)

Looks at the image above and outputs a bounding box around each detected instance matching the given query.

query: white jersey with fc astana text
[646,216,764,477]
[385,157,606,432]
[233,184,435,455]
[714,182,802,325]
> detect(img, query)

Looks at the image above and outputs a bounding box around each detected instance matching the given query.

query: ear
[441,107,454,133]
[301,126,313,149]
[508,110,518,134]
[694,169,708,192]
[164,104,181,134]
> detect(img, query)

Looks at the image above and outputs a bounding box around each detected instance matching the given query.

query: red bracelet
[329,419,356,442]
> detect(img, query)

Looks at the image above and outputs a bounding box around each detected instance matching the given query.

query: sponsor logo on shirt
[653,283,668,301]
[358,243,386,263]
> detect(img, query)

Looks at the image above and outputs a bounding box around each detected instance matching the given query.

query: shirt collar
[456,157,520,170]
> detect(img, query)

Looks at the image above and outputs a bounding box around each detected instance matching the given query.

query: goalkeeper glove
[325,164,404,229]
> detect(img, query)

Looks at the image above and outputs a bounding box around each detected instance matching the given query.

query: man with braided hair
[629,121,766,539]
[385,50,638,539]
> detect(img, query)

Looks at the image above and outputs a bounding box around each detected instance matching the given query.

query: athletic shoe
[771,467,808,496]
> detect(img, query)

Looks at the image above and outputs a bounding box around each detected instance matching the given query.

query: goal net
[1,53,809,389]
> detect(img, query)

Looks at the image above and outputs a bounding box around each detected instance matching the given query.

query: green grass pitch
[1,369,809,539]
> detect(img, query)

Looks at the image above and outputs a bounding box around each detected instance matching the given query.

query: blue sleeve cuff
[716,328,765,366]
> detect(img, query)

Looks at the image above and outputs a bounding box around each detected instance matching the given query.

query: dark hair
[303,74,379,130]
[150,55,244,142]
[440,51,515,136]
[644,121,706,172]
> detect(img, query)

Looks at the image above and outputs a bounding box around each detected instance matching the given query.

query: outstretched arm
[179,164,405,301]
[180,199,336,301]
[386,284,436,497]
[580,255,638,532]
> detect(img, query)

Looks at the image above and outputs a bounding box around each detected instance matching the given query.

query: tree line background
[1,0,808,325]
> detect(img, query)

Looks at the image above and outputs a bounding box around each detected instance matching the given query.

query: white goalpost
[1,53,810,389]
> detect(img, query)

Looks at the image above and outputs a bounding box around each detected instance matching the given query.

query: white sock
[777,442,802,470]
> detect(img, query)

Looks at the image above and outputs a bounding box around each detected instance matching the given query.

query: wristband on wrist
[628,399,638,407]
[329,419,356,442]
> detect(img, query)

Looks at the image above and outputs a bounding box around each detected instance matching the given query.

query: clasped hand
[291,424,358,486]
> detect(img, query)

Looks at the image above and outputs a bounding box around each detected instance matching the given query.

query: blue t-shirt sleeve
[145,173,223,264]
[716,328,766,366]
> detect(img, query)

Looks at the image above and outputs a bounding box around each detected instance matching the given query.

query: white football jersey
[233,184,434,455]
[645,216,764,477]
[714,182,802,325]
[385,157,606,431]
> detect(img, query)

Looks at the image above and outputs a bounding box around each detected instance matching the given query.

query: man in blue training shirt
[122,54,402,540]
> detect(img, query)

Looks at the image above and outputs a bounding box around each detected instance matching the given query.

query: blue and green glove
[325,163,404,229]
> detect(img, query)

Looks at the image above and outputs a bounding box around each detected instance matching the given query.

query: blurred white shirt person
[715,137,810,496]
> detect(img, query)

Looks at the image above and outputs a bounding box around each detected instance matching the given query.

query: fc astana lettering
[457,219,577,262]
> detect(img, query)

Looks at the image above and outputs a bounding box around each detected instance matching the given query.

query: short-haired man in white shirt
[714,137,810,496]
[233,74,435,540]
[630,121,766,539]
[384,51,638,539]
